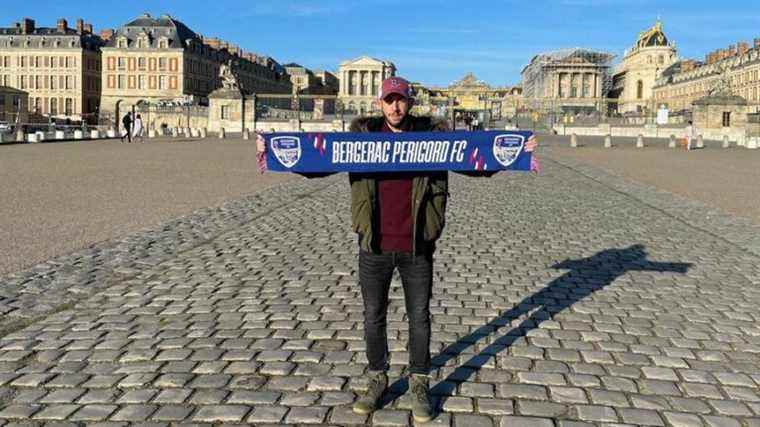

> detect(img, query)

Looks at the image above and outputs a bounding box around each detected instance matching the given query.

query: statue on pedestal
[708,63,732,97]
[219,60,240,91]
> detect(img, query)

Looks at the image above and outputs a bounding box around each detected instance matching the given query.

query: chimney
[56,18,68,33]
[21,18,35,34]
[83,23,93,34]
[99,29,114,42]
[76,18,84,34]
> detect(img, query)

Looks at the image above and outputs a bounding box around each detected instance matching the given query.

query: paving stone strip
[0,177,339,337]
[0,154,758,426]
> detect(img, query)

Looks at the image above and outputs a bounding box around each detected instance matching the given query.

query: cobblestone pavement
[0,148,759,426]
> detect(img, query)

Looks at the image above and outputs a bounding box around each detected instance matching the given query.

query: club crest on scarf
[492,134,524,167]
[271,136,302,168]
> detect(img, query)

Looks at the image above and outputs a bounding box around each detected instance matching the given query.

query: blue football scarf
[264,130,534,173]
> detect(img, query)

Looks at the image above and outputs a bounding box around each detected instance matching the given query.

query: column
[595,73,601,99]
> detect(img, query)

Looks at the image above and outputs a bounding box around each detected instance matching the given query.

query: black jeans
[359,249,433,375]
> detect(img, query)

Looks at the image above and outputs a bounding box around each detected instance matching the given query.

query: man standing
[121,112,132,143]
[258,77,537,422]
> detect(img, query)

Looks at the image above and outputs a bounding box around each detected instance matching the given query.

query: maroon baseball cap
[379,77,412,100]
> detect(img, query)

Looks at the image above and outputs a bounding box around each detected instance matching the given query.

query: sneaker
[409,374,433,423]
[352,371,388,415]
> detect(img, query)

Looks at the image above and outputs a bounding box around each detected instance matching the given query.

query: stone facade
[337,56,395,114]
[611,21,678,114]
[100,13,291,123]
[653,38,760,112]
[521,48,614,113]
[0,17,103,122]
[417,73,522,119]
[0,85,28,124]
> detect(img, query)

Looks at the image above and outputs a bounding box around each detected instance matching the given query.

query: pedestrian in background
[120,113,132,143]
[132,114,144,143]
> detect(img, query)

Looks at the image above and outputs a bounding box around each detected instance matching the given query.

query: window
[221,105,229,119]
[117,57,126,70]
[35,75,42,89]
[159,58,167,71]
[118,75,125,89]
[19,75,26,89]
[50,98,57,115]
[138,75,145,89]
[637,80,644,99]
[0,95,4,107]
[138,57,146,70]
[65,76,71,90]
[117,38,127,48]
[50,75,56,90]
[722,111,731,127]
[64,98,72,115]
[34,97,41,113]
[20,56,26,67]
[159,75,167,90]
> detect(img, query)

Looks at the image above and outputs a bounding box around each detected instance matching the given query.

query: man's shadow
[382,244,692,410]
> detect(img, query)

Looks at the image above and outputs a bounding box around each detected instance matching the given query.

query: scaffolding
[521,48,615,101]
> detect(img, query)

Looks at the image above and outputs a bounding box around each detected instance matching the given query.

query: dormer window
[54,39,61,48]
[158,37,169,49]
[117,37,128,48]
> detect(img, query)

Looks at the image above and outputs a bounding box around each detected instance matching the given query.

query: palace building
[0,17,103,122]
[521,48,614,113]
[610,21,678,114]
[100,13,291,121]
[337,56,396,115]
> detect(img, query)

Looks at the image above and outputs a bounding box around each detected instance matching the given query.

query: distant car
[0,122,13,133]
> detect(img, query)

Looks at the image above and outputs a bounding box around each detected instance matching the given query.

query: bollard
[219,127,226,139]
[191,128,200,138]
[55,130,65,140]
[27,133,39,143]
[171,127,179,138]
[604,134,612,148]
[107,128,117,138]
[90,130,100,139]
[36,131,46,142]
[570,133,578,148]
[16,130,25,142]
[722,135,730,148]
[242,128,250,140]
[696,134,704,149]
[74,130,83,140]
[668,134,676,149]
[184,127,191,137]
[747,137,758,149]
[636,134,644,148]
[201,128,208,138]
[148,129,157,138]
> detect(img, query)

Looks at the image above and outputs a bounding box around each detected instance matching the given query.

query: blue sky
[5,0,758,87]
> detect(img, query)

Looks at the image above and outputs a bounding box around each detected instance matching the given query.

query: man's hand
[525,135,538,152]
[256,132,266,155]
[256,132,267,174]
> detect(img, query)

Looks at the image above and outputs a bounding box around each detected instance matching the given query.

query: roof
[0,23,102,50]
[0,86,27,94]
[522,48,615,74]
[340,55,395,67]
[636,21,669,48]
[106,13,201,49]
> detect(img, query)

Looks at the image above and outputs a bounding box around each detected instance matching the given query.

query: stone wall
[554,123,747,143]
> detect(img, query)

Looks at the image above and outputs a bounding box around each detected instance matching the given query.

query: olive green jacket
[348,115,449,255]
